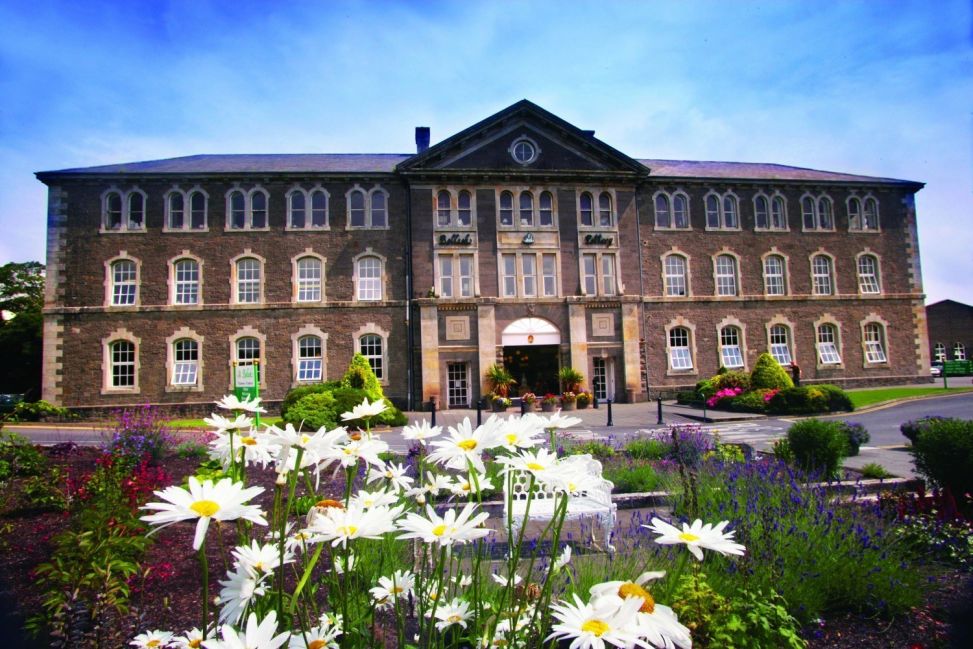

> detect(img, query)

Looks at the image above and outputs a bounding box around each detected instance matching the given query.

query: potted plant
[576,391,592,409]
[521,392,537,410]
[558,366,584,393]
[491,393,512,412]
[485,363,516,398]
[560,391,577,411]
[540,393,559,412]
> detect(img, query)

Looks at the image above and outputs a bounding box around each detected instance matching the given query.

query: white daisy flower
[349,488,399,510]
[209,429,274,469]
[231,540,293,576]
[397,502,491,546]
[340,397,387,422]
[446,471,494,498]
[365,461,414,493]
[369,569,416,608]
[553,544,573,572]
[204,413,254,435]
[202,611,289,649]
[289,612,342,648]
[433,598,472,631]
[541,410,583,431]
[401,419,442,446]
[427,417,503,474]
[546,593,643,649]
[333,553,357,575]
[305,503,399,547]
[644,517,746,561]
[217,566,269,625]
[455,573,473,588]
[129,630,173,648]
[140,477,266,550]
[494,413,545,450]
[170,627,207,649]
[589,572,690,649]
[215,395,267,414]
[497,447,561,480]
[325,436,389,469]
[491,572,523,587]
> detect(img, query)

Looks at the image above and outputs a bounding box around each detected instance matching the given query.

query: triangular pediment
[397,100,646,176]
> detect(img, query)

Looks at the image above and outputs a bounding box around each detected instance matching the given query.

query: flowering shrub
[706,386,743,408]
[541,393,559,405]
[105,404,173,466]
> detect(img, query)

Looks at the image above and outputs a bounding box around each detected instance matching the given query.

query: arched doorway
[501,318,560,397]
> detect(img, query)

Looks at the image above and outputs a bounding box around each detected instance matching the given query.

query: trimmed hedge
[909,417,973,495]
[767,385,853,415]
[786,419,848,477]
[750,353,794,391]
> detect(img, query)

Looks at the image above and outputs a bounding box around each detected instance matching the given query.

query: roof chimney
[582,130,596,138]
[415,127,430,153]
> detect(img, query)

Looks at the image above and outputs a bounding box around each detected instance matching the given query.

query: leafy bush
[564,440,615,460]
[694,378,717,400]
[625,438,670,461]
[749,353,794,391]
[816,384,854,412]
[900,416,948,444]
[838,421,869,456]
[705,443,746,464]
[342,353,383,398]
[603,462,661,493]
[285,391,339,431]
[859,462,893,479]
[664,424,714,469]
[105,404,173,466]
[772,438,794,464]
[909,417,973,495]
[727,389,773,413]
[0,431,48,480]
[173,441,210,459]
[785,419,848,477]
[712,370,751,393]
[9,399,76,422]
[279,381,341,420]
[767,386,831,415]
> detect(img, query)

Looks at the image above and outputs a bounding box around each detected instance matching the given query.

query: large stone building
[36,101,931,413]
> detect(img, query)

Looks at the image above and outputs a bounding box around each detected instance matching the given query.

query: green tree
[0,262,45,396]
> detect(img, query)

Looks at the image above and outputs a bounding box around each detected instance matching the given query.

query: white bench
[504,454,617,551]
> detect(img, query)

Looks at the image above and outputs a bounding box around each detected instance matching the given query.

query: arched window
[715,254,738,296]
[229,190,246,229]
[359,333,385,380]
[173,259,199,305]
[953,342,967,361]
[668,327,693,370]
[289,191,307,228]
[437,190,451,226]
[664,254,687,297]
[296,257,323,302]
[370,190,387,228]
[769,324,792,365]
[235,258,262,304]
[310,189,328,228]
[168,193,185,229]
[802,197,816,229]
[297,335,323,382]
[109,340,136,388]
[754,196,769,229]
[127,193,145,229]
[655,194,671,228]
[848,197,863,230]
[706,195,720,229]
[457,190,472,226]
[598,192,613,227]
[539,191,553,226]
[251,191,267,228]
[811,255,834,295]
[763,255,786,296]
[499,191,514,226]
[235,337,262,379]
[863,323,887,363]
[818,198,833,230]
[933,342,946,362]
[816,324,842,365]
[356,256,383,301]
[722,195,738,228]
[172,339,199,385]
[857,254,881,294]
[110,259,137,306]
[579,192,594,226]
[720,326,744,368]
[519,191,533,226]
[771,196,786,229]
[863,198,879,230]
[349,189,366,227]
[673,194,689,228]
[189,191,207,229]
[105,191,123,230]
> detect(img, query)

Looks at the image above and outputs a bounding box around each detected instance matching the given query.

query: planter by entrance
[541,402,557,412]
[492,402,508,413]
[561,401,576,411]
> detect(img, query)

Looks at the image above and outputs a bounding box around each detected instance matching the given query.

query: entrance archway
[501,318,561,397]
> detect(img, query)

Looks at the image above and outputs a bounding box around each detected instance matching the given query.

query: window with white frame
[521,254,537,297]
[542,253,558,296]
[497,189,557,228]
[499,191,514,226]
[539,191,554,226]
[600,255,617,295]
[763,255,786,296]
[953,342,967,361]
[288,189,329,229]
[668,327,693,370]
[933,342,946,362]
[816,324,842,365]
[715,255,738,296]
[501,254,517,297]
[857,254,881,294]
[236,336,261,364]
[655,192,690,229]
[457,190,472,226]
[235,258,262,304]
[802,195,834,230]
[849,196,880,231]
[110,259,138,306]
[582,254,597,296]
[172,339,199,385]
[347,187,388,229]
[581,253,617,296]
[720,326,744,368]
[226,188,269,230]
[863,323,888,363]
[167,192,184,230]
[296,257,323,302]
[811,255,834,296]
[167,190,208,230]
[110,340,136,388]
[598,192,614,227]
[769,324,792,365]
[664,254,688,297]
[173,258,199,305]
[755,195,787,230]
[437,253,474,298]
[360,333,385,380]
[103,189,146,232]
[580,192,594,226]
[705,193,739,229]
[519,191,534,227]
[297,335,323,382]
[356,256,383,301]
[437,190,451,227]
[499,252,557,298]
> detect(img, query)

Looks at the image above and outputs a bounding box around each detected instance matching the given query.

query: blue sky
[1,0,970,303]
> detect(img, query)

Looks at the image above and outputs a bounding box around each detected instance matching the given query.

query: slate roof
[37,153,920,186]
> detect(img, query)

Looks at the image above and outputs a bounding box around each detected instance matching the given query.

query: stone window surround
[809,249,837,297]
[579,250,621,297]
[847,192,881,232]
[165,327,205,392]
[760,248,790,297]
[703,189,742,231]
[766,315,797,365]
[855,249,883,295]
[101,327,140,394]
[229,326,268,390]
[434,187,478,229]
[651,189,692,230]
[575,188,618,230]
[100,186,147,233]
[167,251,205,307]
[665,317,698,376]
[291,249,327,304]
[354,322,390,386]
[860,314,891,367]
[224,184,271,231]
[660,247,692,298]
[800,192,836,232]
[712,248,742,297]
[345,184,390,230]
[813,314,844,369]
[752,191,789,231]
[353,248,387,302]
[229,249,267,306]
[716,316,748,370]
[290,324,328,386]
[496,186,563,229]
[435,250,481,299]
[286,184,331,230]
[163,185,210,232]
[104,251,141,308]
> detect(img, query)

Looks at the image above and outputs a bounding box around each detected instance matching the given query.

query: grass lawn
[848,385,973,409]
[167,415,282,429]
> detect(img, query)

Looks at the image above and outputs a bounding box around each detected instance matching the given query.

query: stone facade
[926,300,972,364]
[36,101,930,412]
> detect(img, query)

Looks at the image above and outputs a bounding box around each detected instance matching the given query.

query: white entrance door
[593,357,614,401]
[447,363,470,408]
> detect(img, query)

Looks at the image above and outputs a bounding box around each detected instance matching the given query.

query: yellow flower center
[458,439,478,451]
[337,525,358,536]
[432,524,448,536]
[462,483,471,491]
[581,619,609,636]
[526,462,544,471]
[618,582,656,613]
[350,432,363,441]
[147,641,161,648]
[315,499,344,510]
[506,434,518,444]
[392,585,404,594]
[301,434,311,445]
[679,532,700,542]
[448,613,463,623]
[190,500,220,517]
[240,436,257,446]
[188,640,202,649]
[308,641,327,649]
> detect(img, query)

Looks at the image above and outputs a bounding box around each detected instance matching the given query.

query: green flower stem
[198,543,210,636]
[421,545,448,648]
[289,542,324,617]
[526,493,570,635]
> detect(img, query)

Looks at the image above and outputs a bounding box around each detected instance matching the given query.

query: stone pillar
[477,304,496,397]
[568,304,588,376]
[621,302,643,402]
[419,304,440,402]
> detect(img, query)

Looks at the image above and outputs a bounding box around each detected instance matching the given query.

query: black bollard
[520,399,527,416]
[476,399,483,426]
[606,399,614,427]
[430,396,436,427]
[593,396,599,409]
[657,396,663,425]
